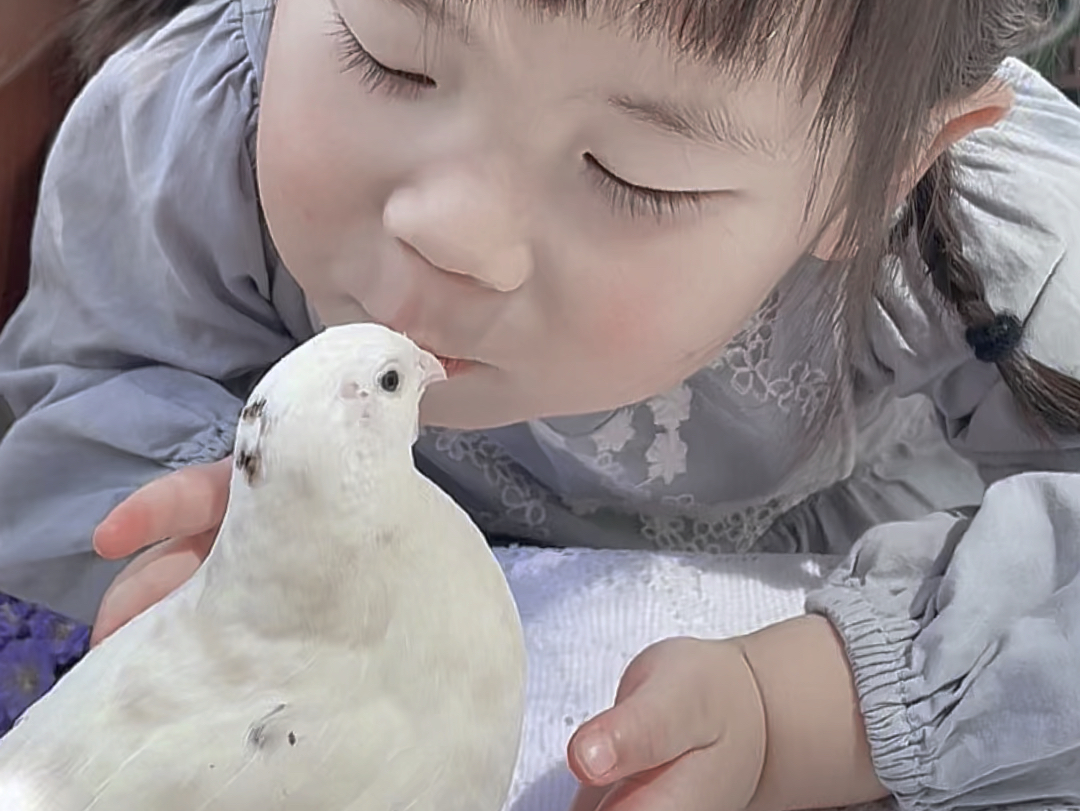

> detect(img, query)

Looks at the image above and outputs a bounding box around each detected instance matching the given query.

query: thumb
[567,638,721,786]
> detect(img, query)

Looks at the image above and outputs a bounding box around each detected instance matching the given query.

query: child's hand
[567,618,887,811]
[566,637,767,811]
[90,458,232,646]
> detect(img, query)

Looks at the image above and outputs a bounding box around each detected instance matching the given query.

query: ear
[812,79,1014,262]
[234,397,269,486]
[900,79,1015,199]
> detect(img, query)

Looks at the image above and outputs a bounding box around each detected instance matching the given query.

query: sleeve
[0,0,299,620]
[804,59,1080,810]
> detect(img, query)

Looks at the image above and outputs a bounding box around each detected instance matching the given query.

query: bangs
[445,0,863,104]
[433,0,950,214]
[532,0,853,88]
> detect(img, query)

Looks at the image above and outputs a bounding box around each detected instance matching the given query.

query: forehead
[358,0,844,158]
[389,0,846,86]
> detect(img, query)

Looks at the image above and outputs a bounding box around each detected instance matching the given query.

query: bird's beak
[418,350,447,388]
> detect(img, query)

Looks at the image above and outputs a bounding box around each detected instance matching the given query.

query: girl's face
[258,0,837,429]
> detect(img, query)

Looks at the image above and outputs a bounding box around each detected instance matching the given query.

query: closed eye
[328,12,717,224]
[584,154,714,221]
[330,13,436,100]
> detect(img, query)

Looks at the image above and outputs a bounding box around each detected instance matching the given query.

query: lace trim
[429,429,552,541]
[711,290,830,420]
[640,495,797,554]
[423,288,827,553]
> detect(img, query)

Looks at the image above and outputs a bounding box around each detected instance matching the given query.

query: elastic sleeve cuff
[173,417,237,466]
[806,581,929,802]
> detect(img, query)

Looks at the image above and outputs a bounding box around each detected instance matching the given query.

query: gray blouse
[2,1,1080,808]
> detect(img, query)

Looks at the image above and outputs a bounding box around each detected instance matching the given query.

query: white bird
[0,323,527,811]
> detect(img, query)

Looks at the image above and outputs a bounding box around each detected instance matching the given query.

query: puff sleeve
[806,59,1080,809]
[0,0,303,621]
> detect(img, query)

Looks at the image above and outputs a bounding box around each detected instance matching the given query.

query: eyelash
[330,15,709,222]
[332,13,434,100]
[584,154,708,221]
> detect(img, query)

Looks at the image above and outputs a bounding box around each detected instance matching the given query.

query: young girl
[2,0,1080,807]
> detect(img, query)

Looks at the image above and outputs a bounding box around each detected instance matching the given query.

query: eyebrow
[379,0,783,158]
[390,0,472,40]
[609,95,782,158]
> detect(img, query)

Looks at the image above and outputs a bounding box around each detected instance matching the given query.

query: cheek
[256,0,388,274]
[552,198,812,407]
[578,227,797,367]
[583,277,741,392]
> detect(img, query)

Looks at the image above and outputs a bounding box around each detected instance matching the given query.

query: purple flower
[0,595,92,736]
[26,610,91,669]
[0,596,34,646]
[0,637,59,723]
[54,624,91,671]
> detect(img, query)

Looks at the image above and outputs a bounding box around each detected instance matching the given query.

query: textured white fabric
[495,545,1080,811]
[492,547,891,811]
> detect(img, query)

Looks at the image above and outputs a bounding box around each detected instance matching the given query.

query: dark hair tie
[965,312,1023,364]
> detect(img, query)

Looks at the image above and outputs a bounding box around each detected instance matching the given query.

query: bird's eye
[379,369,401,393]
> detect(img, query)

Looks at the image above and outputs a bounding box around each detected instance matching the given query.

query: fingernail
[579,735,616,779]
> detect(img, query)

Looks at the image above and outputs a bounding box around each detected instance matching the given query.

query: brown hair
[72,0,198,78]
[73,0,1080,435]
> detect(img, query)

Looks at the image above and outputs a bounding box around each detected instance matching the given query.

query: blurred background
[1030,0,1080,102]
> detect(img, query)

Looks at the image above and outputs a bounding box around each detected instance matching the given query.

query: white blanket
[493,546,895,811]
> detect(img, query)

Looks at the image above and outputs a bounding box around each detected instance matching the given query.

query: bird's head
[230,323,446,494]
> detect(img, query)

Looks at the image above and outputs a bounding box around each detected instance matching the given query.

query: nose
[383,166,533,293]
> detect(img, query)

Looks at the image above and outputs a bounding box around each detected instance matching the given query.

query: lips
[375,315,482,379]
[431,353,478,379]
[413,341,481,378]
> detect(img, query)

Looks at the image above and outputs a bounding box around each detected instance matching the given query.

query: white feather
[0,324,526,811]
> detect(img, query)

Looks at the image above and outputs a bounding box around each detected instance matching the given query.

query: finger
[594,749,747,811]
[93,458,232,559]
[568,642,720,785]
[568,784,611,811]
[91,531,214,645]
[90,530,215,646]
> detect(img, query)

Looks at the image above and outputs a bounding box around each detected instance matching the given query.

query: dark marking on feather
[288,731,297,746]
[235,449,260,485]
[246,703,288,751]
[241,398,267,423]
[234,394,269,486]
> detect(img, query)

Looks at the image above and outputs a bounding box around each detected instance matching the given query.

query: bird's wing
[0,590,438,811]
[0,692,425,811]
[0,766,95,810]
[171,695,437,811]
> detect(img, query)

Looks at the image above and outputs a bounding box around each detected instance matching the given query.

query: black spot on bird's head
[234,396,270,486]
[235,449,260,485]
[241,398,267,423]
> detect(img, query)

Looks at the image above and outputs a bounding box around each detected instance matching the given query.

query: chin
[419,391,528,431]
[419,375,636,432]
[417,374,552,431]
